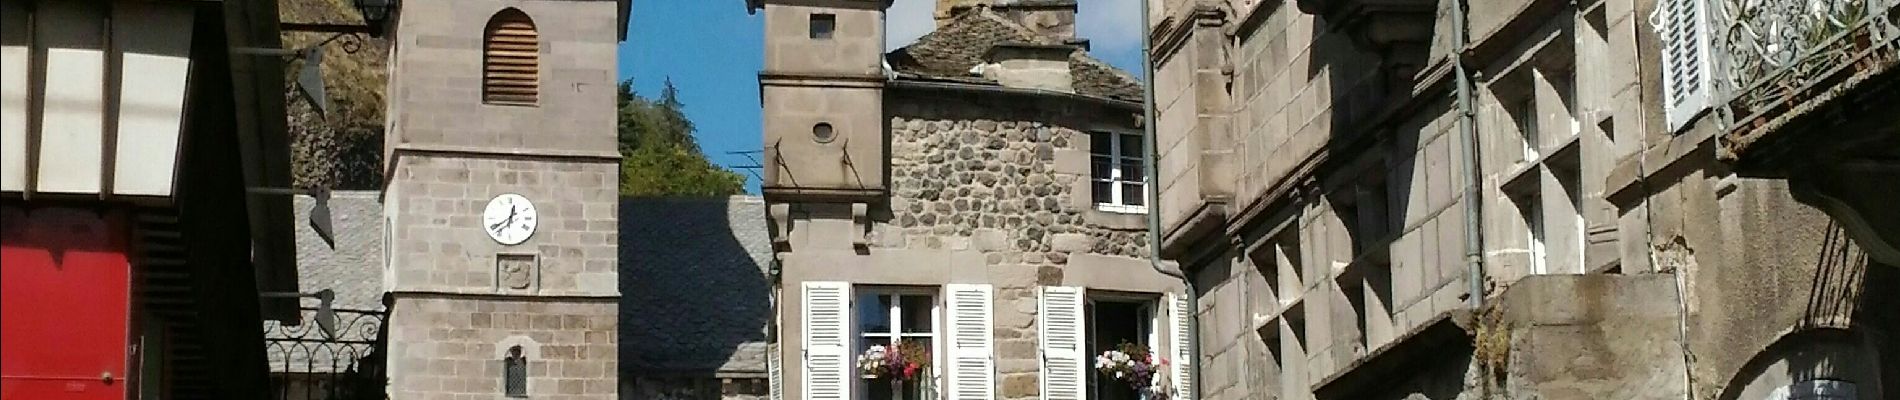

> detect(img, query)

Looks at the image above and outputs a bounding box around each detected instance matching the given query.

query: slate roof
[268,191,386,373]
[619,196,773,375]
[885,7,1145,102]
[288,191,387,311]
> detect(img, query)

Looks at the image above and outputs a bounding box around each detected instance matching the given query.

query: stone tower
[380,0,626,398]
[757,0,890,205]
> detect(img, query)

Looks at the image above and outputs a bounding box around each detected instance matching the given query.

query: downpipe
[1139,0,1202,398]
[1451,0,1488,309]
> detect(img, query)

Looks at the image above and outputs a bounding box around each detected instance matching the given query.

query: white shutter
[1039,286,1087,400]
[769,342,784,400]
[803,282,851,400]
[1654,0,1713,131]
[946,284,996,400]
[1169,293,1194,400]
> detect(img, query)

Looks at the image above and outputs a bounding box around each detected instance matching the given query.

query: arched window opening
[483,9,539,105]
[503,345,528,397]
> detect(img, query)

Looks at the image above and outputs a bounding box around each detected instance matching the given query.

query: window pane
[809,14,836,40]
[1091,132,1112,155]
[1091,156,1112,180]
[1118,161,1142,182]
[1121,183,1145,206]
[859,293,891,334]
[900,295,933,333]
[1093,181,1112,204]
[1119,133,1142,158]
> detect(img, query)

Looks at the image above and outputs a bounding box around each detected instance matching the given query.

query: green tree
[616,78,744,197]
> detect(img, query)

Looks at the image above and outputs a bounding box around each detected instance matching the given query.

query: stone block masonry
[385,296,618,400]
[386,155,620,297]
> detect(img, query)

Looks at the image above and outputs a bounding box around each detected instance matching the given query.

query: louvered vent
[484,9,539,105]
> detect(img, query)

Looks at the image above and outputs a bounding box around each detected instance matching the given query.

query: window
[810,13,836,39]
[1518,189,1548,275]
[1515,98,1539,162]
[483,9,539,105]
[856,291,938,400]
[1085,299,1155,400]
[1041,288,1187,400]
[503,345,528,397]
[1771,379,1857,399]
[1090,131,1146,213]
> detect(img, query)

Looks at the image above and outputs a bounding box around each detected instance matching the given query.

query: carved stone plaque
[497,254,537,291]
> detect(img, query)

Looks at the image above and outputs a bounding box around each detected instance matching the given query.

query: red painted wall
[1,206,132,400]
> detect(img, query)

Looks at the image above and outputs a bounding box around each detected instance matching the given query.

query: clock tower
[379,0,627,398]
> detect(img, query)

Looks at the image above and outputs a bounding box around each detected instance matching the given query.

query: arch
[1716,328,1886,400]
[482,8,539,105]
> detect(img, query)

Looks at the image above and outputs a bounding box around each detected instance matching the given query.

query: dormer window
[483,9,539,105]
[809,13,835,39]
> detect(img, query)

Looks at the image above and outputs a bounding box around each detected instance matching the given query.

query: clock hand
[489,207,517,233]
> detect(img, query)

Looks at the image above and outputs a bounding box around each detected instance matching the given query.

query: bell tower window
[503,345,529,397]
[483,8,540,105]
[809,13,836,39]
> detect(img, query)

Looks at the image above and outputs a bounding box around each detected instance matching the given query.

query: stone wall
[771,87,1177,400]
[884,91,1150,400]
[385,296,618,400]
[385,155,620,296]
[882,103,1147,261]
[385,0,618,155]
[381,0,621,398]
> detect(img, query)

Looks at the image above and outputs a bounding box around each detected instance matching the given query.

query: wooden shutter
[1654,0,1712,131]
[1169,292,1194,400]
[802,282,851,400]
[1039,286,1086,400]
[768,342,784,400]
[483,10,539,105]
[946,284,996,400]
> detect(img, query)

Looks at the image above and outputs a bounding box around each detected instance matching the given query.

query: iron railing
[264,307,388,400]
[1717,0,1900,125]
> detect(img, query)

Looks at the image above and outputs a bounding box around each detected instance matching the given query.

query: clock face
[482,193,538,245]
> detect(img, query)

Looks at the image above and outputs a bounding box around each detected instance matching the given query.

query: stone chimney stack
[978,42,1076,93]
[937,0,1080,45]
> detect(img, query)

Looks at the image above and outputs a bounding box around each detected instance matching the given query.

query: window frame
[1089,131,1148,214]
[853,288,943,400]
[809,13,837,40]
[1082,295,1159,400]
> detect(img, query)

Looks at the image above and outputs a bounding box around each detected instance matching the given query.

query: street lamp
[354,0,395,37]
[279,0,400,37]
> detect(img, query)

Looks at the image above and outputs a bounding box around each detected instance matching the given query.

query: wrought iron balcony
[1711,0,1900,266]
[265,307,388,400]
[1715,0,1900,161]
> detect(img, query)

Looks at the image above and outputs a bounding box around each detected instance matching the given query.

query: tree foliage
[617,79,745,197]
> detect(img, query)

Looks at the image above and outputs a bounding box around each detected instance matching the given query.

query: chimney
[938,0,1080,45]
[977,42,1075,93]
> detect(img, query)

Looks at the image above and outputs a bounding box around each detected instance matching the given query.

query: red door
[1,206,132,400]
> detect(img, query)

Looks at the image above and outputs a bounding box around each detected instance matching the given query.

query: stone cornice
[1148,3,1227,64]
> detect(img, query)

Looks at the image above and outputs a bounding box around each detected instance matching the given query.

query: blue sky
[617,0,1145,192]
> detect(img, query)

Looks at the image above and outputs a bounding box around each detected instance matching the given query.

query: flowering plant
[1094,342,1166,393]
[856,341,931,381]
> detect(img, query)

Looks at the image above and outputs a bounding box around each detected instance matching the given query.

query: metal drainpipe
[1451,0,1488,308]
[1139,1,1202,398]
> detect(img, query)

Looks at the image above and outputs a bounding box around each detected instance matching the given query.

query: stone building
[376,0,629,397]
[747,1,1192,399]
[1147,0,1898,399]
